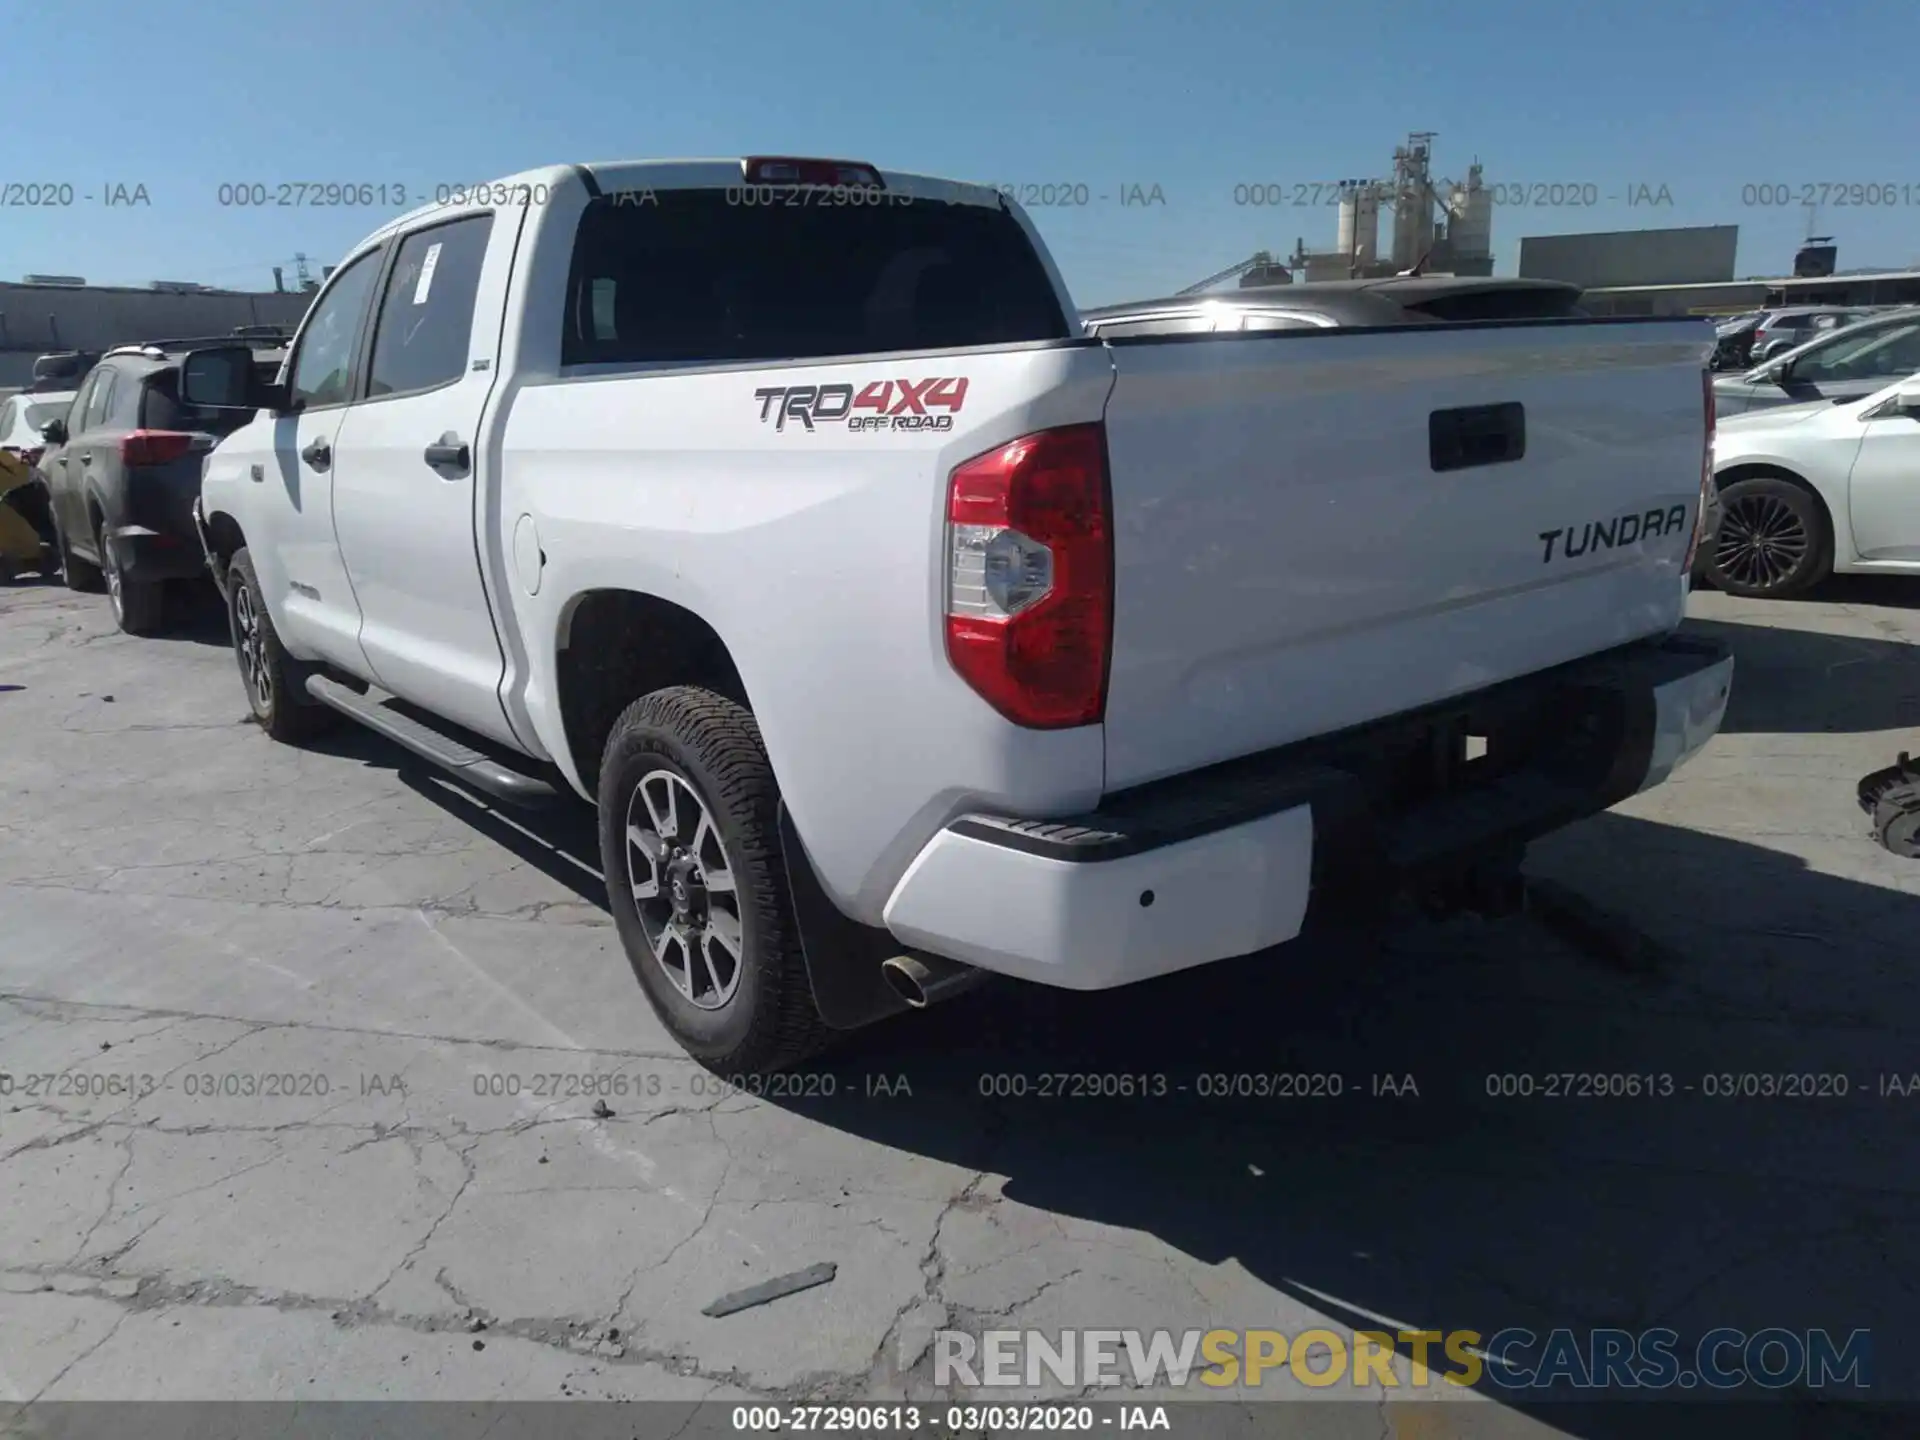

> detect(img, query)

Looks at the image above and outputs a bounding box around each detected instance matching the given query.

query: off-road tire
[598,686,832,1073]
[227,548,337,743]
[1702,475,1832,599]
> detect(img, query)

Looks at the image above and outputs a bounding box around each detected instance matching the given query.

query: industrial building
[1520,229,1920,316]
[1185,132,1496,293]
[1518,225,1740,292]
[1289,132,1495,281]
[1576,268,1920,317]
[0,277,314,388]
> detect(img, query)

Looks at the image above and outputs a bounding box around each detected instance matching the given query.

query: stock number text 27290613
[213,182,558,209]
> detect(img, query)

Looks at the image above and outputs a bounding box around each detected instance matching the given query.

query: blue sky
[5,0,1915,305]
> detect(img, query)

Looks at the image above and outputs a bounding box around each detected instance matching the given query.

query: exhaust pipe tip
[881,953,981,1010]
[881,955,934,1009]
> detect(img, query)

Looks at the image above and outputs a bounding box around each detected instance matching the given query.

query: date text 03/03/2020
[729,1404,1170,1432]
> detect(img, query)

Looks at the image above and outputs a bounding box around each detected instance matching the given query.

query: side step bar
[304,675,558,808]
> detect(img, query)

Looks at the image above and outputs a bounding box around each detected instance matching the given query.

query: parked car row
[1713,307,1920,416]
[1710,305,1899,372]
[0,331,287,630]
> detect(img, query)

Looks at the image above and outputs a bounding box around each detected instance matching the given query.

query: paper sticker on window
[412,243,443,306]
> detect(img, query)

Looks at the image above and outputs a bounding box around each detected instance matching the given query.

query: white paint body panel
[329,203,523,744]
[1098,324,1713,789]
[882,805,1315,988]
[200,158,1732,979]
[1713,375,1920,570]
[1637,654,1734,794]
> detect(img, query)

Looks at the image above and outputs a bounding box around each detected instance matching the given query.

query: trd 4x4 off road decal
[754,378,969,433]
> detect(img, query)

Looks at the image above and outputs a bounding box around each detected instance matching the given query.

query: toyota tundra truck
[180,156,1733,1072]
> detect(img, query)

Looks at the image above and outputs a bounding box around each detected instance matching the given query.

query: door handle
[79,453,93,465]
[423,433,470,475]
[300,438,331,471]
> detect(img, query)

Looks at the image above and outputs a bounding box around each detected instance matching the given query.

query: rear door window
[562,188,1070,365]
[366,214,495,398]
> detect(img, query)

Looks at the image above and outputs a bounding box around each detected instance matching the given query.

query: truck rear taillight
[120,430,195,467]
[1686,366,1715,572]
[944,424,1112,729]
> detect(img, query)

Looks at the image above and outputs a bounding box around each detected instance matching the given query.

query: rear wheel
[597,686,832,1073]
[228,548,336,742]
[1702,476,1832,599]
[54,511,103,592]
[98,525,165,635]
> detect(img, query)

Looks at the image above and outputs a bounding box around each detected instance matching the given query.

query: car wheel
[54,512,103,592]
[1702,476,1832,599]
[598,685,833,1073]
[98,524,166,635]
[228,547,336,742]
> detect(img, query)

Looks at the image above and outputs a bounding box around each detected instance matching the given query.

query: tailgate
[1098,319,1711,789]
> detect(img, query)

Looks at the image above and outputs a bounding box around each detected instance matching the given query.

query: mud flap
[777,802,911,1031]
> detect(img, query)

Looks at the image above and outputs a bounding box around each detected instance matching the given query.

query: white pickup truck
[182,156,1733,1072]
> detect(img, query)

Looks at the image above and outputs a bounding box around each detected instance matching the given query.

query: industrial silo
[1445,163,1494,276]
[1336,184,1380,267]
[1389,133,1437,271]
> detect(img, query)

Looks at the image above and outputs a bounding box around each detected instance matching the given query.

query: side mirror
[180,346,282,411]
[39,418,68,446]
[1895,379,1920,416]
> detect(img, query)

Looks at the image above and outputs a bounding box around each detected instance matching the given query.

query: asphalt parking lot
[2,576,1918,1437]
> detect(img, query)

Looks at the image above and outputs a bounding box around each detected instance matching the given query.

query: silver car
[1746,305,1873,364]
[1712,308,1920,417]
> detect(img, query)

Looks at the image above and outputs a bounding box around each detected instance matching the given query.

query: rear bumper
[882,634,1733,990]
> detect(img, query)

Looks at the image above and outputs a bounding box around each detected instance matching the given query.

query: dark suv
[41,335,285,634]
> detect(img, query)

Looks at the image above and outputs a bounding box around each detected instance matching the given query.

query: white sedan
[1700,370,1920,597]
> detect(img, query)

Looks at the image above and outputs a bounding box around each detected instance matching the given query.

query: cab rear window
[562,189,1071,366]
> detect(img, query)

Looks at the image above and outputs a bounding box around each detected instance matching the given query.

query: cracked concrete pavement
[2,577,1919,1436]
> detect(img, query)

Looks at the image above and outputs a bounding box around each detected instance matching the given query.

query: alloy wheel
[102,532,124,620]
[233,581,271,712]
[1713,493,1809,592]
[623,769,744,1011]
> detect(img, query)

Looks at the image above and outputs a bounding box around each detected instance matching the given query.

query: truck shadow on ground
[1682,614,1920,734]
[805,812,1916,1437]
[150,581,235,649]
[384,752,1914,1437]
